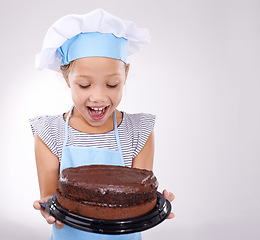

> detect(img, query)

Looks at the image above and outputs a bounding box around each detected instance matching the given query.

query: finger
[163,189,175,202]
[33,200,41,210]
[167,212,175,219]
[168,192,175,202]
[33,200,47,211]
[34,196,53,211]
[33,197,57,225]
[163,189,171,200]
[163,189,169,198]
[46,214,56,224]
[40,209,56,224]
[33,196,50,210]
[55,220,64,229]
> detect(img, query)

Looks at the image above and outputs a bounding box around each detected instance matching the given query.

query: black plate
[45,191,171,235]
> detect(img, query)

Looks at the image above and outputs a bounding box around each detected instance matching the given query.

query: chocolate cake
[56,165,159,220]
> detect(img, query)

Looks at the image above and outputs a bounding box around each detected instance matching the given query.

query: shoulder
[120,111,156,137]
[29,114,64,128]
[29,114,64,124]
[29,114,65,138]
[29,114,64,157]
[122,112,156,129]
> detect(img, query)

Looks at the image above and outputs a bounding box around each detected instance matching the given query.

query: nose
[88,86,107,103]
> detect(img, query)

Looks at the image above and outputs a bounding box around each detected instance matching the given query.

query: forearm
[34,133,60,198]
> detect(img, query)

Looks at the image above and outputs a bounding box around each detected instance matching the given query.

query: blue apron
[51,105,141,240]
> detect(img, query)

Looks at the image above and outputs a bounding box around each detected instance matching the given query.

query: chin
[85,112,111,127]
[88,119,107,127]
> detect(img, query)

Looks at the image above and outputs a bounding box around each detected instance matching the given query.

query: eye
[107,84,118,88]
[79,84,90,89]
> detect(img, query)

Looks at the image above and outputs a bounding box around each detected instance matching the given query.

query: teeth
[90,107,106,111]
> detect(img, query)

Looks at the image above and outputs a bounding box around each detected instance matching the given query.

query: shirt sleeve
[132,113,156,159]
[29,115,59,157]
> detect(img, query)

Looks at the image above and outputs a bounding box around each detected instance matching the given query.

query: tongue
[89,109,103,117]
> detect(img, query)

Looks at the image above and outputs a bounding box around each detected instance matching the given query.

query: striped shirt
[29,112,155,167]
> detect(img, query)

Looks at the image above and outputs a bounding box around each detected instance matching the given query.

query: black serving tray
[44,191,171,235]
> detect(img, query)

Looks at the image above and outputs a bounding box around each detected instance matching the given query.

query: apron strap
[63,105,74,149]
[113,111,124,165]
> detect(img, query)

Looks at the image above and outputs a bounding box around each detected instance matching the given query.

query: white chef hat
[36,8,151,72]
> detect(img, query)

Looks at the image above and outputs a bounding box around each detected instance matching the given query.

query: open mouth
[87,106,109,120]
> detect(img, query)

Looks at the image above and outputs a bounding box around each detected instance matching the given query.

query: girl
[30,8,175,240]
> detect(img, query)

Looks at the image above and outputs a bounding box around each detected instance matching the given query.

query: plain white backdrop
[0,0,259,239]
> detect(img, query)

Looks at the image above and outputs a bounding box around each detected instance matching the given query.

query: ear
[62,73,71,88]
[124,63,130,85]
[65,77,71,88]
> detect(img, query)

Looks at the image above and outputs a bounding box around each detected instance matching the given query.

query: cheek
[111,88,123,103]
[70,87,87,103]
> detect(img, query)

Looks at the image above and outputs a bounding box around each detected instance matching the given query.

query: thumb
[33,200,41,210]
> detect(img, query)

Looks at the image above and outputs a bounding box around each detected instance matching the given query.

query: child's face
[66,57,129,127]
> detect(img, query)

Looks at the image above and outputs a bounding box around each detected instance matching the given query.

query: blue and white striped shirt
[29,111,155,167]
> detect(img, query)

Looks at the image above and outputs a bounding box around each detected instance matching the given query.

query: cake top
[59,165,158,193]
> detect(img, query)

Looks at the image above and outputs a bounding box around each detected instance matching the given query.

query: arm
[132,130,155,171]
[33,133,64,228]
[132,129,175,219]
[34,133,59,198]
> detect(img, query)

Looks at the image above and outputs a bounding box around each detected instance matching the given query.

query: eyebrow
[76,73,122,78]
[105,73,122,77]
[76,75,91,79]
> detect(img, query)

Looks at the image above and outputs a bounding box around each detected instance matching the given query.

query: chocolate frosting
[57,165,159,217]
[59,165,158,195]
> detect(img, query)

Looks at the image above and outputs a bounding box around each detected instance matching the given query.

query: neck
[64,108,122,134]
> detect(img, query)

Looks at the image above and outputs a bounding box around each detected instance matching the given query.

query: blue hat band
[57,32,129,65]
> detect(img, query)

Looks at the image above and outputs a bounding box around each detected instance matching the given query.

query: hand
[163,189,175,219]
[33,196,64,229]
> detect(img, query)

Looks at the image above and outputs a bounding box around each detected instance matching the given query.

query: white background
[0,0,259,239]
